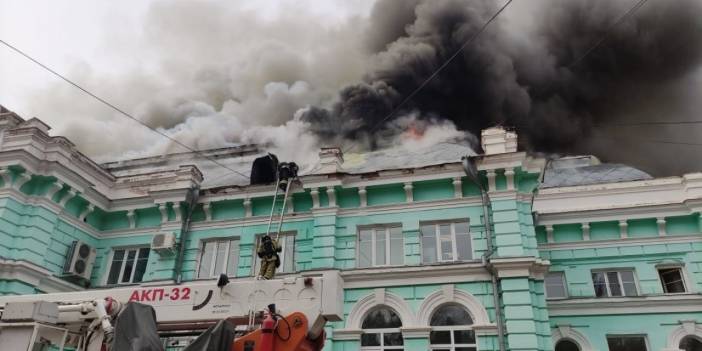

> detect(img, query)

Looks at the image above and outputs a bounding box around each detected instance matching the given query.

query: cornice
[489,257,550,279]
[0,257,84,293]
[538,234,702,251]
[547,294,702,316]
[340,262,491,288]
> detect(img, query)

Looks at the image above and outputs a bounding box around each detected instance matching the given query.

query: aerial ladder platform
[0,271,343,350]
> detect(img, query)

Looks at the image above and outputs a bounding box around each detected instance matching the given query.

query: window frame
[591,269,639,297]
[545,271,568,300]
[606,334,650,351]
[360,307,404,351]
[428,304,476,351]
[252,231,297,275]
[104,246,150,286]
[419,220,473,264]
[356,224,404,268]
[196,237,240,279]
[656,265,688,294]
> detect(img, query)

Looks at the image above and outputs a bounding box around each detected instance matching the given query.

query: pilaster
[310,209,337,269]
[358,186,367,208]
[657,217,667,237]
[452,177,463,198]
[404,182,414,203]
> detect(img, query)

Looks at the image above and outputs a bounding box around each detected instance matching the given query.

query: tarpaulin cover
[183,320,238,351]
[112,302,163,351]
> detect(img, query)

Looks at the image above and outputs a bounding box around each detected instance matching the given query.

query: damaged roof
[103,142,475,189]
[541,156,652,188]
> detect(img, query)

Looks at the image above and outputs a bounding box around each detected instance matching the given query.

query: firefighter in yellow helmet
[257,235,281,280]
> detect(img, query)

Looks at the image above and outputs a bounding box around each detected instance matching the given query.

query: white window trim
[197,238,240,279]
[545,271,568,300]
[429,325,477,351]
[361,327,404,350]
[357,225,404,268]
[606,334,650,351]
[103,246,150,286]
[591,269,639,297]
[252,232,297,275]
[419,220,473,264]
[656,265,690,294]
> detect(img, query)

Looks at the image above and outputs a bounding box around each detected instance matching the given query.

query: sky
[1,0,701,176]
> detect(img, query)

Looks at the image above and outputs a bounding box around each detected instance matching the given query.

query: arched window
[555,339,581,351]
[429,304,475,351]
[680,336,702,351]
[361,307,403,350]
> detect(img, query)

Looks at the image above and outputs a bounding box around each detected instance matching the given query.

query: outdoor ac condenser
[151,232,176,255]
[62,240,97,280]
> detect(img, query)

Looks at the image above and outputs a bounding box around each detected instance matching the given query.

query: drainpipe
[462,156,506,351]
[174,185,200,284]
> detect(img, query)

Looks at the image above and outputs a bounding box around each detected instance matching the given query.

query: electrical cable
[0,39,250,180]
[273,313,292,342]
[341,0,514,154]
[597,120,702,127]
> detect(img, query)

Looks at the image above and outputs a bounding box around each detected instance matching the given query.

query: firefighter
[257,235,281,280]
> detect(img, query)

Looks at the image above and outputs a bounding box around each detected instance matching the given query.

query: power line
[595,135,702,147]
[598,120,702,127]
[568,0,648,69]
[342,0,514,154]
[0,39,250,180]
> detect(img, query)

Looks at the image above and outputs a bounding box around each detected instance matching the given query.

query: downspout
[462,156,506,351]
[174,184,200,284]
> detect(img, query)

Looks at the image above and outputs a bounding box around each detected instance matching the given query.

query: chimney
[481,127,517,155]
[318,147,344,173]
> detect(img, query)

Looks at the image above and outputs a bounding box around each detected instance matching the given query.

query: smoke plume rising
[17,0,702,175]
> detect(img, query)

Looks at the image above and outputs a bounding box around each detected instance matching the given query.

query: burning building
[0,106,699,350]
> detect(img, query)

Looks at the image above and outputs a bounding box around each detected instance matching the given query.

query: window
[429,304,476,351]
[106,247,149,285]
[555,340,580,351]
[680,336,702,351]
[361,307,403,350]
[592,270,637,297]
[606,335,648,351]
[253,233,296,274]
[358,226,403,268]
[420,221,471,264]
[658,267,687,293]
[545,272,568,299]
[197,239,240,278]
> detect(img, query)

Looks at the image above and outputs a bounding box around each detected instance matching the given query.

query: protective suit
[257,235,281,279]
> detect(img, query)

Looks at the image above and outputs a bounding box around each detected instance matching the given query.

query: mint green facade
[0,116,699,351]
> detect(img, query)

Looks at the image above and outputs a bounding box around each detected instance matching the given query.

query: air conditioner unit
[63,240,96,280]
[151,232,176,255]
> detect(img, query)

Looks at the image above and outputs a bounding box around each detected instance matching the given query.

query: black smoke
[302,0,702,174]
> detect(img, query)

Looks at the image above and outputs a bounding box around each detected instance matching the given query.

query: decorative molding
[45,180,63,201]
[345,290,416,328]
[326,187,337,207]
[401,326,432,339]
[0,257,83,293]
[172,202,182,222]
[59,188,78,207]
[358,186,367,207]
[551,325,595,351]
[619,220,628,239]
[340,262,491,289]
[12,172,31,191]
[658,217,667,237]
[452,177,462,199]
[489,257,550,279]
[404,182,413,203]
[505,168,515,190]
[665,320,702,351]
[581,223,590,241]
[158,203,169,223]
[78,204,95,221]
[0,168,12,187]
[538,234,702,251]
[125,209,136,229]
[546,225,554,243]
[416,285,492,326]
[243,198,252,217]
[310,188,320,209]
[203,202,212,221]
[486,170,496,192]
[548,294,702,316]
[332,329,362,341]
